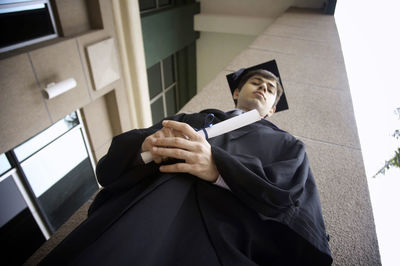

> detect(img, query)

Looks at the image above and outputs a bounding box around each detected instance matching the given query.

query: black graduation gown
[39,109,333,266]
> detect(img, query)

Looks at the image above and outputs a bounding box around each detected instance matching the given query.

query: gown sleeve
[95,113,188,187]
[210,131,332,261]
[89,114,189,215]
[95,126,158,187]
[210,138,308,222]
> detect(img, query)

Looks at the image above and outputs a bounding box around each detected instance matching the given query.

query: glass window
[0,173,45,265]
[139,0,172,13]
[163,55,175,88]
[0,153,11,175]
[139,0,156,11]
[158,0,172,7]
[147,63,162,99]
[0,174,27,227]
[36,154,97,231]
[12,111,98,233]
[20,127,97,232]
[14,112,79,162]
[21,128,88,197]
[147,53,179,124]
[166,86,177,116]
[0,0,58,53]
[151,97,164,124]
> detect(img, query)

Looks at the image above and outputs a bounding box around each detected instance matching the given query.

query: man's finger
[159,163,192,173]
[153,130,165,139]
[162,120,202,141]
[152,146,192,161]
[153,137,195,151]
[161,127,173,138]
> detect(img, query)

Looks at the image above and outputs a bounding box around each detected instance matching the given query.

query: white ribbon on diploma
[141,109,261,164]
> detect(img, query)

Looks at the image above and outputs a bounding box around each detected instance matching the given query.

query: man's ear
[233,88,240,100]
[267,106,276,117]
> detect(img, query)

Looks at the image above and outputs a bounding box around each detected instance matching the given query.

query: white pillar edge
[112,0,153,129]
[194,14,275,36]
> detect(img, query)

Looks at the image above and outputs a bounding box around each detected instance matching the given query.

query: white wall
[196,32,255,90]
[198,0,294,17]
[194,14,274,36]
[195,0,298,92]
[195,0,326,92]
[293,0,325,9]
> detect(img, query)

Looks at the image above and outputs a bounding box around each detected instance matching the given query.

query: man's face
[233,75,277,117]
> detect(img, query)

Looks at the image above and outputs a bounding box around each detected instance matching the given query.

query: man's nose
[258,83,267,92]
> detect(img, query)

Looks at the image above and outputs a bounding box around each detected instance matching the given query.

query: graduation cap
[226,60,289,112]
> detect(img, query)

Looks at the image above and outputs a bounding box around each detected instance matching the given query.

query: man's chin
[247,107,264,117]
[238,101,264,114]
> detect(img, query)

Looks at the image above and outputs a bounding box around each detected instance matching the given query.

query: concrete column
[112,0,152,128]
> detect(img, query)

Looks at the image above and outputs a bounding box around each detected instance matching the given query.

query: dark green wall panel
[141,2,200,68]
[176,41,196,109]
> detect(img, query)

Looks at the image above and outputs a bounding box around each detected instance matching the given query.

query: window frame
[149,54,179,122]
[0,109,97,239]
[0,0,59,53]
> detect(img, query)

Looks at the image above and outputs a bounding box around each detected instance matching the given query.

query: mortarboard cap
[226,59,288,112]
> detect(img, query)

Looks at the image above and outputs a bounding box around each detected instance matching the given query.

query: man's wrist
[213,175,231,190]
[212,175,222,184]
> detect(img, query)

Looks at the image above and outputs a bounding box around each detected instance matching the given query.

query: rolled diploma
[141,109,260,164]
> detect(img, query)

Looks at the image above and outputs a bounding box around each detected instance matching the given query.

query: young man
[40,60,332,265]
[140,63,285,184]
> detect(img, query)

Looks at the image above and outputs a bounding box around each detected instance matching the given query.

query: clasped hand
[141,120,219,182]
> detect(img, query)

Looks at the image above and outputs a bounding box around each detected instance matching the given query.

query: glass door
[0,110,98,264]
[11,111,98,233]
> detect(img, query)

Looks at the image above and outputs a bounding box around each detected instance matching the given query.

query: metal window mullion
[160,61,167,117]
[140,5,170,15]
[8,169,51,239]
[164,82,177,92]
[139,0,174,15]
[0,168,51,238]
[173,53,179,111]
[0,0,58,53]
[149,91,163,104]
[0,168,15,182]
[6,151,53,238]
[18,124,79,163]
[46,0,59,37]
[76,110,100,189]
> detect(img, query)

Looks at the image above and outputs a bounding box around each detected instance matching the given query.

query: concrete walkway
[182,8,381,266]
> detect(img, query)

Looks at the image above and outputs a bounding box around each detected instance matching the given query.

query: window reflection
[147,62,162,99]
[14,112,79,162]
[21,128,88,197]
[163,55,175,88]
[148,54,178,124]
[0,174,27,227]
[0,172,46,265]
[11,110,98,233]
[0,153,11,175]
[166,86,177,116]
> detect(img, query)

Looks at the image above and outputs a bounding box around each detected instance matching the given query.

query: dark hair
[234,69,283,108]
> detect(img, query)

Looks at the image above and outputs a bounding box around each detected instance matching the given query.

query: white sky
[335,1,400,265]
